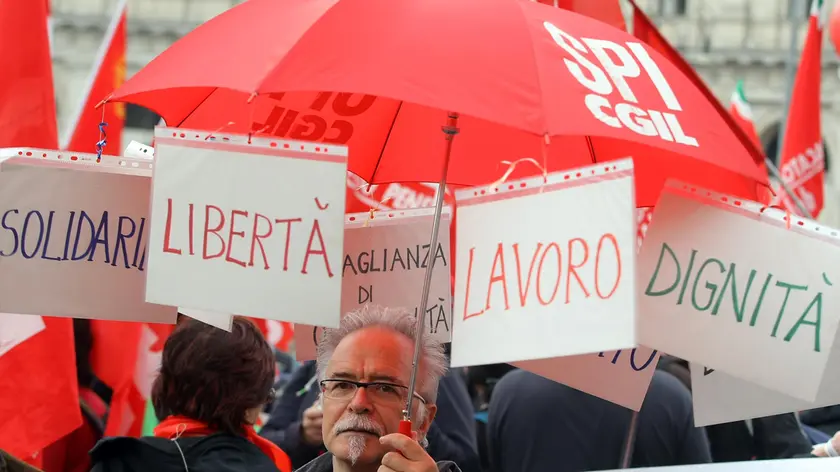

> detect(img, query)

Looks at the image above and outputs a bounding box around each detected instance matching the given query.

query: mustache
[333,414,384,437]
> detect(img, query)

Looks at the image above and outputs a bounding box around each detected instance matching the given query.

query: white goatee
[346,434,367,465]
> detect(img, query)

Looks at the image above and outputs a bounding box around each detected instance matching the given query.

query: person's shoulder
[88,436,169,472]
[89,436,149,459]
[650,370,692,399]
[91,434,276,471]
[294,453,332,472]
[644,370,694,416]
[191,434,280,471]
[493,368,527,388]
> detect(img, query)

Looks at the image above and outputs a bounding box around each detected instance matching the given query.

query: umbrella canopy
[110,0,767,206]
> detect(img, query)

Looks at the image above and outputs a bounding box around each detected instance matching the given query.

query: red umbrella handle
[398,419,412,437]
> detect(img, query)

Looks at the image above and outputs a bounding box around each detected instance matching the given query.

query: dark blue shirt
[488,369,711,472]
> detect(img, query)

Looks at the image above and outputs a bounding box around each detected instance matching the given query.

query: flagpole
[766,0,814,219]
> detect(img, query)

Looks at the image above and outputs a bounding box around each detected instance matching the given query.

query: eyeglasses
[320,379,427,406]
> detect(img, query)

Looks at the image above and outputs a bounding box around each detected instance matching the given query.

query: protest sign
[0,149,175,323]
[451,159,637,367]
[513,346,659,411]
[146,128,347,327]
[638,181,840,401]
[295,207,453,360]
[178,307,233,331]
[513,213,658,411]
[691,340,840,425]
[601,457,840,471]
[0,314,46,357]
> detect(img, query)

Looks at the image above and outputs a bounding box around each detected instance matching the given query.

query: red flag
[0,316,81,461]
[90,321,172,437]
[250,319,295,352]
[728,81,772,204]
[630,2,767,180]
[63,0,127,154]
[776,0,825,217]
[0,0,58,148]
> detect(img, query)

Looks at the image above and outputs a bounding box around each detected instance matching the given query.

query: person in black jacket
[260,361,325,467]
[89,317,291,472]
[488,369,711,472]
[657,355,813,461]
[261,355,481,471]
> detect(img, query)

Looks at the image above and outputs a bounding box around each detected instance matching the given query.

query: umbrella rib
[175,88,220,128]
[585,135,598,163]
[368,100,404,184]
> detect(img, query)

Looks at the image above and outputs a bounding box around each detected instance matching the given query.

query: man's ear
[418,404,437,434]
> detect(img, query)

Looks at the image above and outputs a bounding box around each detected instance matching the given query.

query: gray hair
[316,304,448,404]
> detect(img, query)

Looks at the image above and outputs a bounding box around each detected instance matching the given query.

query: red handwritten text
[162,198,334,277]
[462,234,622,321]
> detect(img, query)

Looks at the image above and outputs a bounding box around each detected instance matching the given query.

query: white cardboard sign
[0,149,176,323]
[451,159,637,367]
[146,128,348,327]
[638,182,840,401]
[513,216,658,411]
[178,307,233,331]
[513,346,659,411]
[294,207,453,360]
[601,458,840,471]
[691,338,840,425]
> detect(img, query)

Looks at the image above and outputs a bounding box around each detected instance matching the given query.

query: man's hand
[813,431,840,457]
[378,433,437,472]
[301,403,323,446]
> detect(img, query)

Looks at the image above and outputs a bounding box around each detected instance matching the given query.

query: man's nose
[348,386,374,412]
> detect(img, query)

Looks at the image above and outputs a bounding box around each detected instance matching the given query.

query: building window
[125,103,161,129]
[657,0,688,17]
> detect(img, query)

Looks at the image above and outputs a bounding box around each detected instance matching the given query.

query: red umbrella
[107,0,769,434]
[110,0,767,207]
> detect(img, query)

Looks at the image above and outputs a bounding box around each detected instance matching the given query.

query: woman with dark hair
[89,316,292,472]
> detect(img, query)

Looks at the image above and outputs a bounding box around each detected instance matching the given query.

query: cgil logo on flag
[544,22,697,147]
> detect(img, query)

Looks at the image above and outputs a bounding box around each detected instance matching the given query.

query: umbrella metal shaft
[402,113,460,428]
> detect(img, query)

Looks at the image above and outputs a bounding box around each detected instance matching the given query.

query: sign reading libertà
[294,207,453,361]
[145,129,348,328]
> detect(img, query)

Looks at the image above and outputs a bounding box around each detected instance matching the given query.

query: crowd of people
[5,305,840,472]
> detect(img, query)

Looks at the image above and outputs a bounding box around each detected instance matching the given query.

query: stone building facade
[49,0,840,222]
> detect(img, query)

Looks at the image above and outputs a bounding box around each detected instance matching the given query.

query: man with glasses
[295,305,460,472]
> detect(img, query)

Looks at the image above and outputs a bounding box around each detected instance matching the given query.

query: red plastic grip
[398,420,412,437]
